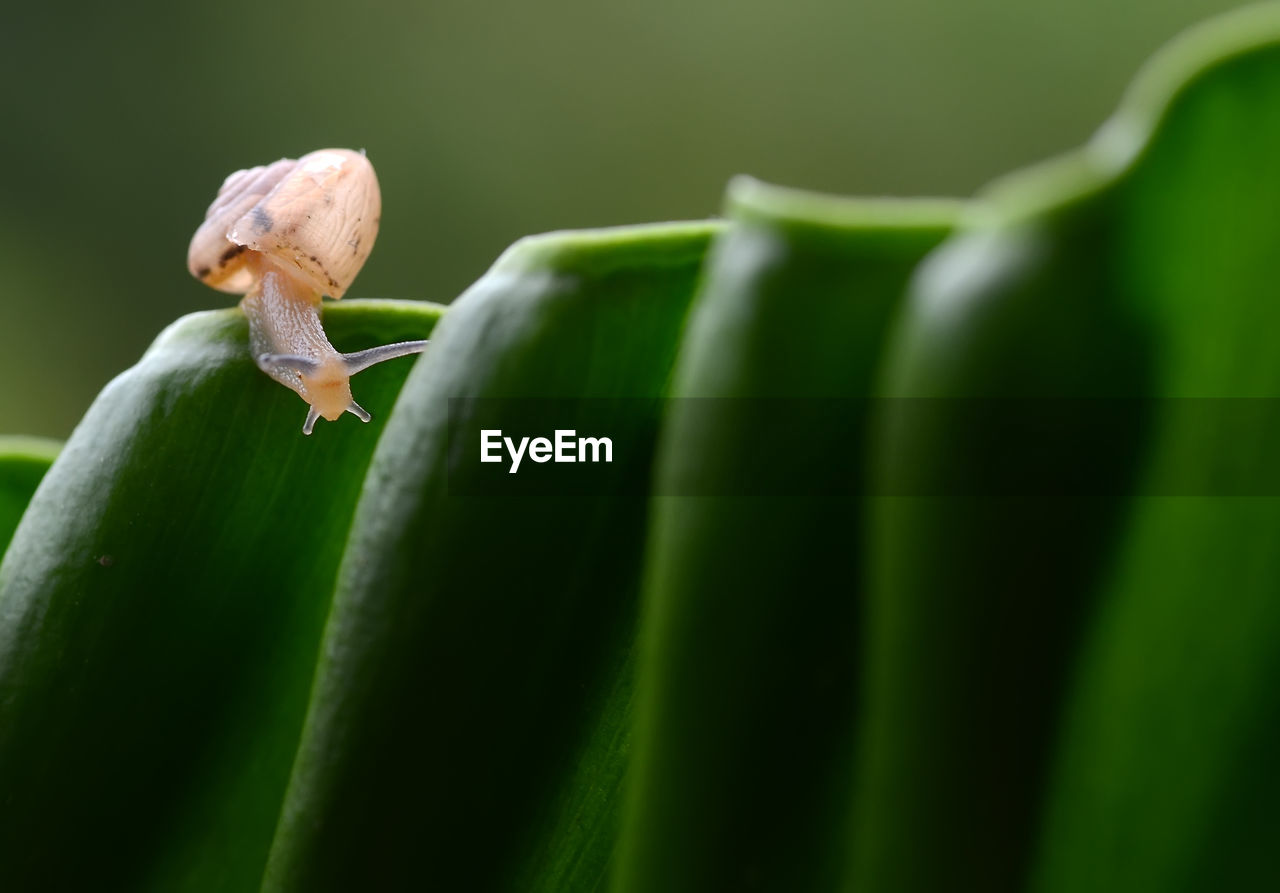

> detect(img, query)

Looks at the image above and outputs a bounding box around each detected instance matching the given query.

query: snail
[187,148,427,434]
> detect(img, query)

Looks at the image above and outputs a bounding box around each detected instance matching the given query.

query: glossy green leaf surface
[0,300,440,892]
[0,437,59,558]
[263,223,719,891]
[617,181,958,892]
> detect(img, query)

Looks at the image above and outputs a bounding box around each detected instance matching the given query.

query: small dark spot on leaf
[96,554,114,568]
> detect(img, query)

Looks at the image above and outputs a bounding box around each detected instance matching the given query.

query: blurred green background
[0,0,1251,437]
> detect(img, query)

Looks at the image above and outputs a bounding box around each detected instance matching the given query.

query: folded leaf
[618,179,957,892]
[0,300,440,892]
[263,223,720,891]
[859,6,1280,891]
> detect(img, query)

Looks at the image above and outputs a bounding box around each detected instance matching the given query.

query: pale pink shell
[187,148,380,299]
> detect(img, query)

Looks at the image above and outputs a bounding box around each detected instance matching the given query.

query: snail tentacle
[302,404,322,436]
[342,340,430,375]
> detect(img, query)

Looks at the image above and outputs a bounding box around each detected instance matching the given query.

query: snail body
[187,149,427,434]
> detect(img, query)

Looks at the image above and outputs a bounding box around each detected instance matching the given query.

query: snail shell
[187,148,380,299]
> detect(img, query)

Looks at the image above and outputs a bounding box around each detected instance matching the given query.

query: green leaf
[0,436,59,558]
[0,300,440,892]
[262,223,720,891]
[859,6,1280,891]
[616,179,957,892]
[4,7,1279,891]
